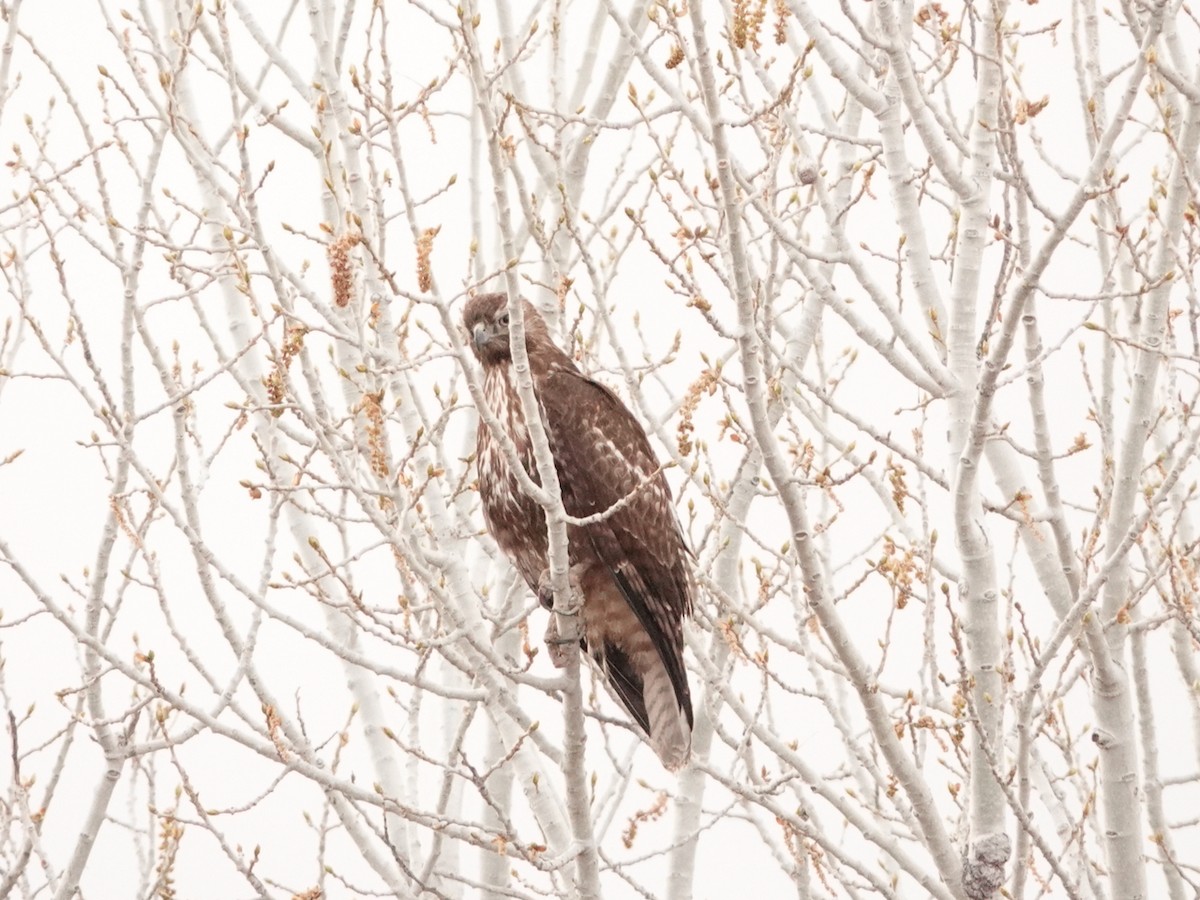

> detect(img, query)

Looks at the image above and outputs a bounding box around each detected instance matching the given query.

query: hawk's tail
[601,639,692,771]
[642,653,692,770]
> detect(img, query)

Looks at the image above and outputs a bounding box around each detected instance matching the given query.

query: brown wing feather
[538,368,694,729]
[598,640,650,733]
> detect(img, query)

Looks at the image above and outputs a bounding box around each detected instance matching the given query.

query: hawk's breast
[477,367,547,586]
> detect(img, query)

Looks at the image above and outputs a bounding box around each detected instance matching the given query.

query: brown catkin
[328,233,359,308]
[417,226,440,293]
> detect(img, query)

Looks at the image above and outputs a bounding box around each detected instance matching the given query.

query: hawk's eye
[497,312,510,328]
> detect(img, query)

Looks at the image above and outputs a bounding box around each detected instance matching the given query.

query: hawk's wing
[538,367,693,728]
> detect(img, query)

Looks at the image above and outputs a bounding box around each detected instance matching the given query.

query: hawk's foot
[543,615,577,669]
[536,564,585,611]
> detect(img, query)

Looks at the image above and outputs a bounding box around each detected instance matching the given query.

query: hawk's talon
[544,615,577,669]
[537,565,584,612]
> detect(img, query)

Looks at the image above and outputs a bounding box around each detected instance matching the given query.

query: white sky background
[1,1,1199,898]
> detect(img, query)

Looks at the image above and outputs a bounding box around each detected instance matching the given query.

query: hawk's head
[463,293,549,368]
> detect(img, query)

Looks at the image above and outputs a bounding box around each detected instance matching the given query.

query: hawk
[465,292,694,770]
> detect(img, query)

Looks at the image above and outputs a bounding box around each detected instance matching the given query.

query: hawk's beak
[472,322,491,350]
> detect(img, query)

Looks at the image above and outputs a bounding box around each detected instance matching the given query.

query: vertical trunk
[943,2,1010,895]
[1094,57,1200,900]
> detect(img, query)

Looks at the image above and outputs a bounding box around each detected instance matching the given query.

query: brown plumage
[465,292,694,770]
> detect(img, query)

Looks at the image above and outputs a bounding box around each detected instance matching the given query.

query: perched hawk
[465,292,694,770]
